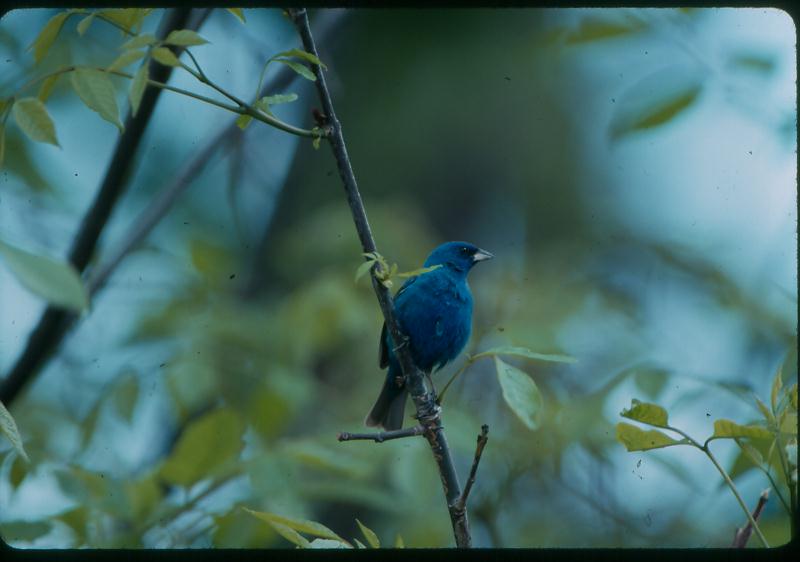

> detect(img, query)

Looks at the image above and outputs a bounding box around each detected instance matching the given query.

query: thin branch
[732,489,770,548]
[455,425,489,512]
[0,7,199,407]
[289,7,474,547]
[338,425,424,443]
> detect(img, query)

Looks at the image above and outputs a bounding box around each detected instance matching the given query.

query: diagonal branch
[288,7,477,548]
[455,424,489,513]
[0,7,200,407]
[732,488,770,548]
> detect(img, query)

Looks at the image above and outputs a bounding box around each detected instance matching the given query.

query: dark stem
[0,7,199,407]
[455,425,489,512]
[288,7,473,548]
[732,489,770,548]
[338,425,424,443]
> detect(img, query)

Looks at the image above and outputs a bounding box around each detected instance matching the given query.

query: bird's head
[423,241,493,273]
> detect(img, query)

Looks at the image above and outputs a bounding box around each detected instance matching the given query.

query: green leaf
[213,507,276,548]
[620,399,669,428]
[29,11,70,64]
[70,68,123,131]
[227,8,246,23]
[112,373,139,423]
[771,366,783,413]
[309,538,352,548]
[274,59,316,81]
[259,93,299,112]
[76,13,95,36]
[565,15,646,44]
[354,259,376,283]
[242,508,345,542]
[609,65,702,141]
[151,46,181,67]
[394,534,405,548]
[0,401,28,462]
[755,395,775,425]
[0,520,52,543]
[711,419,773,440]
[0,239,88,311]
[396,264,442,278]
[107,49,145,72]
[121,33,156,50]
[9,453,28,489]
[355,519,380,548]
[354,538,367,548]
[632,368,669,399]
[129,62,149,117]
[98,8,147,34]
[473,345,577,364]
[495,357,544,430]
[164,29,209,47]
[779,411,797,436]
[616,422,688,451]
[159,408,244,486]
[273,48,327,70]
[736,438,765,468]
[269,521,311,547]
[37,74,60,102]
[235,114,253,130]
[56,507,88,545]
[11,97,59,146]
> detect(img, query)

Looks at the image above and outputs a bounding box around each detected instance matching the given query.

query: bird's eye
[461,247,470,254]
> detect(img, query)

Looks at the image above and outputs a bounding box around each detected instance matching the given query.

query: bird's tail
[365,367,407,430]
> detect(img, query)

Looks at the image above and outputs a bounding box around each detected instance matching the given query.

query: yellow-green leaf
[159,408,244,486]
[37,74,60,102]
[565,15,646,44]
[473,345,577,364]
[151,46,181,67]
[9,453,28,489]
[70,68,123,131]
[495,357,543,430]
[620,399,669,428]
[107,49,145,72]
[755,396,776,425]
[0,239,88,311]
[355,259,376,283]
[274,59,316,81]
[354,538,367,548]
[227,8,246,23]
[235,114,253,130]
[0,401,28,463]
[355,519,380,548]
[12,97,59,146]
[112,373,139,423]
[1,520,52,542]
[736,439,765,468]
[771,366,783,413]
[76,13,95,36]
[164,29,208,47]
[394,534,404,548]
[273,48,327,70]
[712,419,773,440]
[242,508,345,542]
[29,11,70,64]
[396,264,442,279]
[121,33,156,50]
[269,521,310,547]
[609,66,702,141]
[616,422,687,451]
[129,61,149,116]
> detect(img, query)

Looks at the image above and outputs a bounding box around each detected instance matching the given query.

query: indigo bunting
[365,241,493,430]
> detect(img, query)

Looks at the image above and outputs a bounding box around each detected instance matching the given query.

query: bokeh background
[0,7,796,548]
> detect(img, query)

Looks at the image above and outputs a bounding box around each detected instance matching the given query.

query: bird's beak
[473,249,494,262]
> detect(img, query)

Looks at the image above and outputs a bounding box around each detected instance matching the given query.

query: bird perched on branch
[365,241,493,430]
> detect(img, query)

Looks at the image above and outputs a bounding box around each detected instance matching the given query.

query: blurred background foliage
[0,7,796,548]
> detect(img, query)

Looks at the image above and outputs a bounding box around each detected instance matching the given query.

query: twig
[288,7,475,548]
[732,488,770,548]
[0,7,198,407]
[338,425,424,443]
[455,425,489,512]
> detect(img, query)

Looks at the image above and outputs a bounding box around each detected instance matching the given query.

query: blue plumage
[365,241,493,430]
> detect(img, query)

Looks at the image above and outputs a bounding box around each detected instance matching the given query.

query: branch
[288,7,474,547]
[455,425,489,512]
[732,489,770,548]
[338,425,424,443]
[0,7,200,407]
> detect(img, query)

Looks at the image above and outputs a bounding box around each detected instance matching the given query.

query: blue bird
[365,241,493,430]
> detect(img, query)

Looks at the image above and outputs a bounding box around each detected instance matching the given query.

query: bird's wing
[378,276,418,369]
